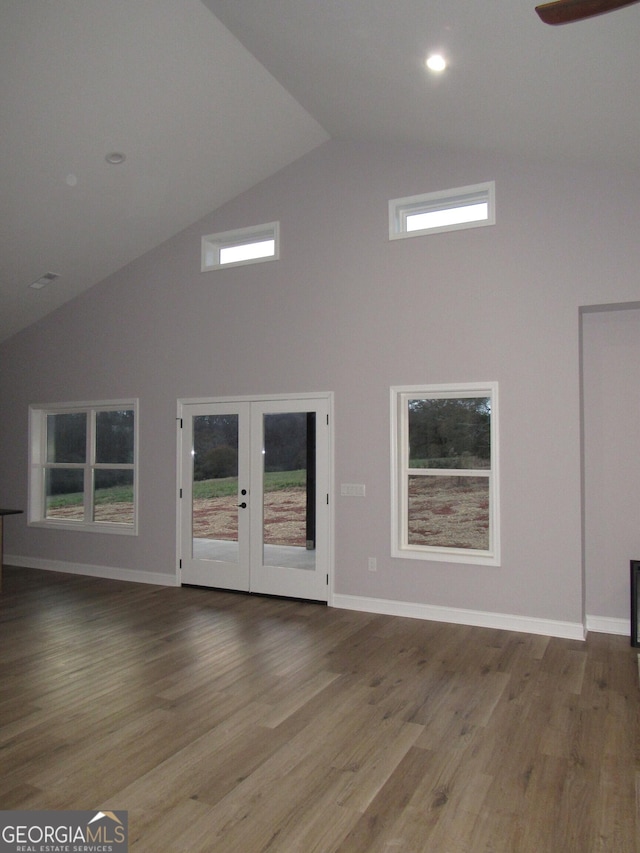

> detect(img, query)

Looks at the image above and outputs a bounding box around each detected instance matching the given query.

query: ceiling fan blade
[535,0,640,24]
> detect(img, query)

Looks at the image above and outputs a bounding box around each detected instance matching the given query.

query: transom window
[391,383,499,565]
[389,182,495,240]
[29,400,138,534]
[201,222,279,271]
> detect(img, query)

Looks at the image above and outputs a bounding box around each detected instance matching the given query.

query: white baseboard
[5,559,628,640]
[585,614,630,636]
[5,554,179,587]
[331,593,586,640]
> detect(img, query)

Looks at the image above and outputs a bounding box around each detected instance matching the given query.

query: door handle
[238,502,247,509]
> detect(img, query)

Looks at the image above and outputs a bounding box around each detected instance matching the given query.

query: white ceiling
[2,0,639,343]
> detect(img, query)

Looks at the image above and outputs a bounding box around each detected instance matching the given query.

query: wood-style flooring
[1,566,638,852]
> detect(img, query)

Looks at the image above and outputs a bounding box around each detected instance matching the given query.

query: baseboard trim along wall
[585,614,630,636]
[5,555,179,588]
[5,556,629,640]
[332,593,587,640]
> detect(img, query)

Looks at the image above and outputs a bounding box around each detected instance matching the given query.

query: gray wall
[1,139,639,629]
[582,306,640,626]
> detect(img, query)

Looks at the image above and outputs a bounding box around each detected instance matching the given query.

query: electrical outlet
[368,557,377,572]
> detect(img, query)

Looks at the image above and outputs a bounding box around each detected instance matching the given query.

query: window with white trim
[29,400,138,534]
[201,221,279,271]
[389,182,495,240]
[391,383,499,565]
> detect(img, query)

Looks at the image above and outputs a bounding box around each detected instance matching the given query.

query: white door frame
[176,392,334,603]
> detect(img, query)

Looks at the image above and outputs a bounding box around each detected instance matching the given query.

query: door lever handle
[238,502,247,509]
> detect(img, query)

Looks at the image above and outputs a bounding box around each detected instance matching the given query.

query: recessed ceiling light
[105,152,126,165]
[29,272,60,290]
[426,54,447,73]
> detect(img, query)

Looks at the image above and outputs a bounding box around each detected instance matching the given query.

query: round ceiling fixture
[426,54,447,72]
[105,152,126,165]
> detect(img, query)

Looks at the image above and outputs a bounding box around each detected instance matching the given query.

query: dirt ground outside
[408,476,489,550]
[48,481,489,551]
[46,504,134,524]
[46,490,306,546]
[193,487,307,547]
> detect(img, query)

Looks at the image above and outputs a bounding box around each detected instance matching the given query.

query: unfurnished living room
[1,1,639,851]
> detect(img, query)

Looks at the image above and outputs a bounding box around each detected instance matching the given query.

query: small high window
[389,182,495,240]
[202,222,279,271]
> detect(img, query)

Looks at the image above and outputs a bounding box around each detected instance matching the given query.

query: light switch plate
[341,483,366,497]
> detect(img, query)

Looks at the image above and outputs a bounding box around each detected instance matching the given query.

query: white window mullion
[86,408,96,523]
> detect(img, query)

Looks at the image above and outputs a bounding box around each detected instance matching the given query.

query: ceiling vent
[29,272,60,290]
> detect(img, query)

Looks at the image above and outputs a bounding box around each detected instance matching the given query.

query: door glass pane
[45,468,84,520]
[192,414,239,562]
[408,474,489,550]
[262,412,316,571]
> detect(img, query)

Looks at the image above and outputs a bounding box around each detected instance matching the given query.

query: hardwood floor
[1,566,638,852]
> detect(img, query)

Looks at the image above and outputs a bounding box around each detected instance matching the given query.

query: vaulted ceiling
[2,0,639,342]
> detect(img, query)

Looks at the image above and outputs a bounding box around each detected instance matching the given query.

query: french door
[179,395,331,601]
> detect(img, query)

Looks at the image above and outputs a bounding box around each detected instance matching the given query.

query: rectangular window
[201,222,279,271]
[29,400,138,534]
[389,182,495,240]
[391,383,499,565]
